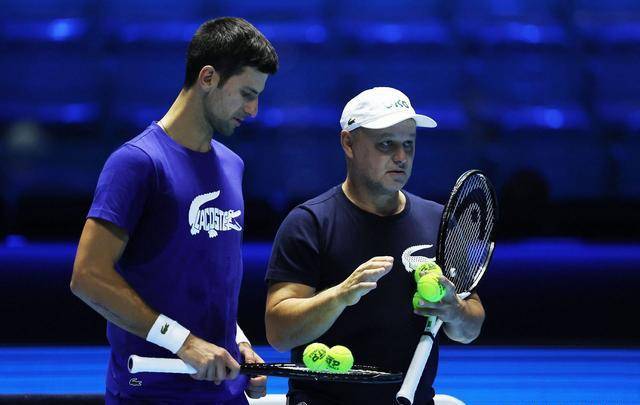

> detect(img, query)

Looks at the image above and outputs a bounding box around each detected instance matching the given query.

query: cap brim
[361,111,437,130]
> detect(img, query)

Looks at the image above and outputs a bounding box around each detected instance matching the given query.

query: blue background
[1,0,639,402]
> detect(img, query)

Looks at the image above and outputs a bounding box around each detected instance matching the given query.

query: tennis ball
[414,261,443,283]
[303,342,329,371]
[325,345,354,373]
[412,291,424,310]
[417,273,445,302]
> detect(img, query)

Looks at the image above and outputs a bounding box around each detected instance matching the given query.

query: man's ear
[340,130,354,158]
[198,65,220,90]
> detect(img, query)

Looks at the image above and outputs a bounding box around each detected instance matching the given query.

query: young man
[70,18,278,404]
[265,87,485,405]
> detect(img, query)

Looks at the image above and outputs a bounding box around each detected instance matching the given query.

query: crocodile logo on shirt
[129,378,142,387]
[401,244,434,272]
[188,191,242,238]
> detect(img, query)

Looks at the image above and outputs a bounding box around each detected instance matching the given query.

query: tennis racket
[128,355,403,384]
[396,169,498,404]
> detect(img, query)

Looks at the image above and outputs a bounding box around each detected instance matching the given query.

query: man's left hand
[238,342,267,398]
[413,275,465,324]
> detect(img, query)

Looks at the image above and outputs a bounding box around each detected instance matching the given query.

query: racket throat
[425,315,438,331]
[420,316,442,342]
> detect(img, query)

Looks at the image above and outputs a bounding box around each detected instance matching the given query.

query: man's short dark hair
[184,17,278,89]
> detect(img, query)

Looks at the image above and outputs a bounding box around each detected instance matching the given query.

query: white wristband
[146,314,190,354]
[236,324,250,345]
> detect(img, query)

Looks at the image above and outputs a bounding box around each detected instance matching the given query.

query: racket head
[240,362,403,384]
[436,170,498,295]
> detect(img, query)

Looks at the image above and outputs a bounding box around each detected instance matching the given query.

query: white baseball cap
[340,87,437,132]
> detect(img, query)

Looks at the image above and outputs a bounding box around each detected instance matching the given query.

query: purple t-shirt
[88,122,248,402]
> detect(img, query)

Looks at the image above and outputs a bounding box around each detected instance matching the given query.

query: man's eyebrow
[243,86,259,95]
[375,132,416,140]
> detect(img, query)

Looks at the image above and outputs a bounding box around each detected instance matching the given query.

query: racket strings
[244,363,397,377]
[450,196,493,290]
[454,188,494,289]
[442,175,496,294]
[243,363,403,382]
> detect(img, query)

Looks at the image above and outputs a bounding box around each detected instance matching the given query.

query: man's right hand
[336,256,394,306]
[177,334,241,385]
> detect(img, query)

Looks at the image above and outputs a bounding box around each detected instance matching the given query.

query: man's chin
[218,126,235,137]
[380,181,406,194]
[388,176,408,188]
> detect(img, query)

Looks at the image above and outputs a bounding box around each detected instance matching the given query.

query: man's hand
[412,275,464,323]
[336,256,394,306]
[239,342,267,399]
[177,334,240,385]
[414,275,486,343]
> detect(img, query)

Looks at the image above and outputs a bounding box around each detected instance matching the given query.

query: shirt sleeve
[87,144,155,234]
[265,206,322,288]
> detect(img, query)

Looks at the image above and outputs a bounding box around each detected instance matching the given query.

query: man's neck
[159,89,213,153]
[341,178,405,217]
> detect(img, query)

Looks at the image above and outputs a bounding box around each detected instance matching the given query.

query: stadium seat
[452,0,570,49]
[466,50,589,133]
[573,0,640,49]
[588,52,640,133]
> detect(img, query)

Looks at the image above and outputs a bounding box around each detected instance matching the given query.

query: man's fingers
[247,389,267,399]
[252,351,265,364]
[214,361,226,385]
[191,369,205,380]
[414,308,441,317]
[360,266,392,282]
[246,375,267,398]
[224,353,240,380]
[246,386,267,399]
[199,363,213,381]
[438,276,457,296]
[357,257,394,271]
[364,260,394,270]
[357,281,377,292]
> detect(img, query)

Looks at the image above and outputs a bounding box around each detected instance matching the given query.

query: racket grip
[128,355,197,374]
[396,317,443,405]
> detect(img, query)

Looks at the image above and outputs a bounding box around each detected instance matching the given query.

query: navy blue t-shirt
[266,186,443,405]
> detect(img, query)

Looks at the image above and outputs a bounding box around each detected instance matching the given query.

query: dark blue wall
[2,240,638,346]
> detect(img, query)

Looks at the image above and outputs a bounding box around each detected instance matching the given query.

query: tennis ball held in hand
[417,273,445,302]
[412,291,423,310]
[325,345,354,373]
[303,342,329,371]
[414,261,443,283]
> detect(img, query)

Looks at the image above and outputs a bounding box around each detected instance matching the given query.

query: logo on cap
[347,117,356,125]
[384,99,411,109]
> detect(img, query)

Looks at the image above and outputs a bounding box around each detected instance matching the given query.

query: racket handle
[396,316,443,405]
[128,355,196,374]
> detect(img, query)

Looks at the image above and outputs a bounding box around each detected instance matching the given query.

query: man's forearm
[442,297,485,344]
[71,264,158,338]
[266,286,347,351]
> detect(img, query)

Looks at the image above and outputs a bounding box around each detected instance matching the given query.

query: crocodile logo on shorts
[129,378,142,387]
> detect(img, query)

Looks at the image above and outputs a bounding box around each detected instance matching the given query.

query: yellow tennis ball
[325,345,354,373]
[414,261,443,283]
[303,342,329,371]
[417,273,445,302]
[412,291,424,310]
